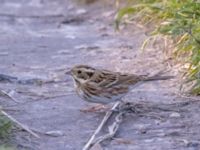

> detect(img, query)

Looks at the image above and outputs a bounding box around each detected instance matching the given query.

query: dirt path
[0,0,200,150]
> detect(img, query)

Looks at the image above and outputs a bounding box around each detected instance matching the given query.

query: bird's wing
[101,72,144,87]
[91,70,120,87]
[81,81,129,103]
[90,69,144,88]
[116,73,145,85]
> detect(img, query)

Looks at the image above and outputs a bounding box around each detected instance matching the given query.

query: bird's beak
[65,70,71,75]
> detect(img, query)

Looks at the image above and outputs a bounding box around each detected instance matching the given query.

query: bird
[66,65,173,112]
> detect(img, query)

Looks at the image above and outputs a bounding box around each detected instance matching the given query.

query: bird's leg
[80,104,110,113]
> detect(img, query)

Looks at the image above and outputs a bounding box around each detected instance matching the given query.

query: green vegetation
[0,113,12,139]
[0,145,14,150]
[0,112,13,150]
[116,0,200,94]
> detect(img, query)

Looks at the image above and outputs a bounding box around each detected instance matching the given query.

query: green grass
[0,112,13,150]
[0,113,12,139]
[115,0,200,94]
[0,145,14,150]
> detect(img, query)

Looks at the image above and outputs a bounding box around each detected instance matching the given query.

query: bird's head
[66,65,95,84]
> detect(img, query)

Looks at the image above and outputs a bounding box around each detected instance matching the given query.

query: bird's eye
[77,70,81,74]
[87,72,94,77]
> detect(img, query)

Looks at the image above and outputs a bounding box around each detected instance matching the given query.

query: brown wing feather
[90,69,145,88]
[89,70,117,87]
[116,74,144,85]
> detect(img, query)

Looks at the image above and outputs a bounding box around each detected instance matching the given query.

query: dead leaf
[112,138,132,145]
[90,143,103,150]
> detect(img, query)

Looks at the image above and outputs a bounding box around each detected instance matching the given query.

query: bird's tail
[143,74,174,81]
[140,68,174,81]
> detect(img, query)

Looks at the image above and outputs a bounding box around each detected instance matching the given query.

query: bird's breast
[75,85,127,104]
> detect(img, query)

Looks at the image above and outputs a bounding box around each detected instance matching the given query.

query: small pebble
[45,130,65,137]
[169,112,181,118]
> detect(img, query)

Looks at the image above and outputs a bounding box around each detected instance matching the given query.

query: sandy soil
[0,0,200,150]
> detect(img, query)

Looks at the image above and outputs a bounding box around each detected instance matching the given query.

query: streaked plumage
[67,65,173,104]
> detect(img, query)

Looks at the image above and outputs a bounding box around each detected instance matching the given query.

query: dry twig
[83,101,121,150]
[0,109,40,138]
[83,100,188,150]
[0,90,20,103]
[93,111,124,145]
